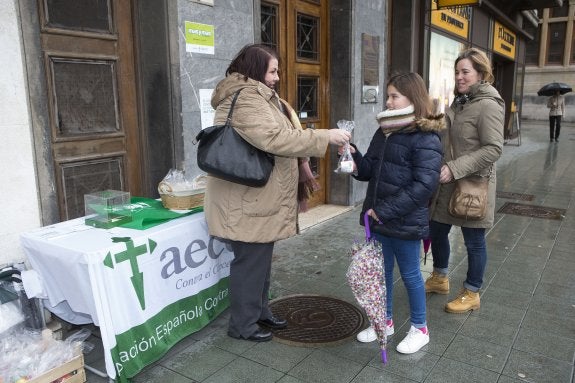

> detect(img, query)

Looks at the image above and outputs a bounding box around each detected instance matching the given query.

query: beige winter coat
[203,73,330,243]
[547,94,565,116]
[430,82,504,228]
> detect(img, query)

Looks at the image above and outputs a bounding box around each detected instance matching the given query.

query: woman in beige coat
[205,44,350,342]
[547,90,565,142]
[425,48,504,313]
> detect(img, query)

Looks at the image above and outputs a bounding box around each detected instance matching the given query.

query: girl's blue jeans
[374,233,426,328]
[429,220,487,292]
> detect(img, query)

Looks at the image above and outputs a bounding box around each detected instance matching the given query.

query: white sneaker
[396,326,429,354]
[356,323,395,343]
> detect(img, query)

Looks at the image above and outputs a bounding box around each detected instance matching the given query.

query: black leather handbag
[195,90,274,187]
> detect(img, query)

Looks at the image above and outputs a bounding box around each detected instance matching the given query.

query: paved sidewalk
[86,120,575,382]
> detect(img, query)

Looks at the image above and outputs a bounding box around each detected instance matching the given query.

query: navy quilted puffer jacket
[352,116,444,240]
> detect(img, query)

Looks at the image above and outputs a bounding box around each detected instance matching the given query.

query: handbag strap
[448,124,492,180]
[225,89,242,125]
[193,89,243,145]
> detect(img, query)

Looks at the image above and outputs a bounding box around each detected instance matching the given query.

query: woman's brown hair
[226,44,278,85]
[454,47,494,83]
[387,72,432,119]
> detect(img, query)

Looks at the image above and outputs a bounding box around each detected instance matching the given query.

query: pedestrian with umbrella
[343,72,444,354]
[547,90,564,142]
[538,82,570,142]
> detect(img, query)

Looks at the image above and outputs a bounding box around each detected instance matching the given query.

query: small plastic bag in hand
[335,120,356,174]
[336,147,354,173]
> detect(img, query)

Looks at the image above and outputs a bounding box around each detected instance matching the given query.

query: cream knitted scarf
[376,105,416,133]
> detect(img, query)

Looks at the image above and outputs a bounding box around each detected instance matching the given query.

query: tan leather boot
[445,288,480,313]
[425,271,449,294]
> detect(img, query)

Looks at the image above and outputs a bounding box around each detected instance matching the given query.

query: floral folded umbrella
[346,212,387,364]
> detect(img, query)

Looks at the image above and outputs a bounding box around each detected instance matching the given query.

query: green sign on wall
[185,21,215,54]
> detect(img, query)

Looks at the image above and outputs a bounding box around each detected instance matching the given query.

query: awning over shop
[479,0,562,40]
[437,0,562,8]
[436,0,563,40]
[504,0,563,11]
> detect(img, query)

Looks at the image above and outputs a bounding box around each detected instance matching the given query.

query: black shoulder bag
[195,89,275,187]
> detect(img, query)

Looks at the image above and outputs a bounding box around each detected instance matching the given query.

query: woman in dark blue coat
[350,73,444,354]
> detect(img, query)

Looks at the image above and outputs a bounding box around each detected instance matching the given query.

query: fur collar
[414,114,446,133]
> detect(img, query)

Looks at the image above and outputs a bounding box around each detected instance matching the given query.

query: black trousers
[549,115,562,140]
[227,240,274,337]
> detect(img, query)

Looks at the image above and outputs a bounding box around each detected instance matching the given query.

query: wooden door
[261,0,329,208]
[38,0,142,220]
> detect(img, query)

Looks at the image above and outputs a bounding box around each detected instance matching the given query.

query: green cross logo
[103,237,157,310]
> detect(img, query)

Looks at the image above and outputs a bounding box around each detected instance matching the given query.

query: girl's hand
[439,165,454,184]
[366,209,381,223]
[337,145,356,155]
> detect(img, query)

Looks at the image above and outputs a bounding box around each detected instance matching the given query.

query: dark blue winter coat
[353,116,445,240]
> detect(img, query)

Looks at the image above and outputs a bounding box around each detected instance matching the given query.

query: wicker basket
[158,182,204,210]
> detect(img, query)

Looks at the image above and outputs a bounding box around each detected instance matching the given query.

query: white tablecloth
[21,212,233,382]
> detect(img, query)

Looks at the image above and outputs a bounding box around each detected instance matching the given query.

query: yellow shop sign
[431,0,471,39]
[493,21,516,60]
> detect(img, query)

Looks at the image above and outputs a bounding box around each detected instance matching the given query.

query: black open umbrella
[537,82,572,96]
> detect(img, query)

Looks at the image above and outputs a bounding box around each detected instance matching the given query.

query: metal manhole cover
[496,191,535,201]
[498,202,565,220]
[269,294,365,346]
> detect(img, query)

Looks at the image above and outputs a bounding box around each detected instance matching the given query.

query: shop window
[261,3,278,51]
[428,32,465,113]
[524,23,540,66]
[546,22,566,64]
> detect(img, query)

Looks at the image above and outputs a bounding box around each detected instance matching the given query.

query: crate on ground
[27,347,85,383]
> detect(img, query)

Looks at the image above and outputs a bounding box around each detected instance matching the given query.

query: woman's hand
[439,165,454,184]
[328,129,351,146]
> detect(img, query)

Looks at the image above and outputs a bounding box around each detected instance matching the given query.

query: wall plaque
[361,33,380,103]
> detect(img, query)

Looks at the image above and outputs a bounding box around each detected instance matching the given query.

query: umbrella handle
[364,212,372,241]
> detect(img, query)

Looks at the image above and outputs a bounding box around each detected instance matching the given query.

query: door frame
[260,0,331,208]
[20,0,61,224]
[18,0,146,223]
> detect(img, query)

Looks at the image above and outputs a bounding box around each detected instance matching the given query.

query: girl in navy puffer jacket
[349,73,444,354]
